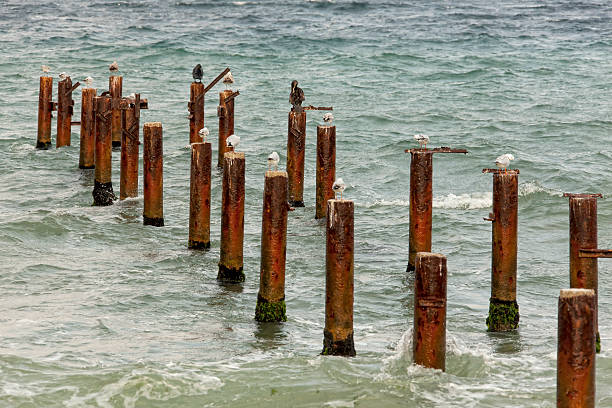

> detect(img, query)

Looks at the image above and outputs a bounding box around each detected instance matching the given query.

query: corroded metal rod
[315,125,336,219]
[256,171,289,322]
[322,199,355,356]
[303,105,333,111]
[218,152,246,282]
[287,111,307,207]
[92,95,115,206]
[36,76,54,149]
[120,95,140,200]
[56,77,75,148]
[188,82,204,144]
[485,172,519,331]
[204,67,230,94]
[189,142,212,249]
[109,75,123,148]
[580,249,612,258]
[413,252,447,370]
[79,88,97,168]
[217,90,235,168]
[143,122,164,226]
[557,288,596,408]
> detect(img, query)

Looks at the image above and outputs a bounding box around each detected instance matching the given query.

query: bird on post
[198,127,210,143]
[267,151,280,171]
[323,112,334,125]
[109,61,119,74]
[192,64,203,82]
[223,71,234,90]
[226,134,240,151]
[41,65,50,76]
[495,154,515,174]
[59,72,67,81]
[413,133,429,149]
[84,76,93,88]
[289,80,305,112]
[332,178,346,200]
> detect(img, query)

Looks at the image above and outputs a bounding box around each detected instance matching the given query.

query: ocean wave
[518,181,563,197]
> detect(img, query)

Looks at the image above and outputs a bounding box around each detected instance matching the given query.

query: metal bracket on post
[224,90,240,105]
[405,147,468,154]
[204,67,231,94]
[303,105,333,111]
[579,249,612,258]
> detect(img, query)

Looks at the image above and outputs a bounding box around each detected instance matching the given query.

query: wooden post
[412,252,447,370]
[218,152,245,282]
[92,95,115,206]
[56,77,74,148]
[315,125,336,219]
[120,96,140,199]
[567,194,600,352]
[557,288,596,408]
[79,87,97,169]
[256,171,289,322]
[189,142,212,249]
[217,90,235,168]
[189,82,205,144]
[143,122,164,226]
[322,199,355,356]
[287,111,307,207]
[486,172,519,331]
[109,75,122,148]
[36,76,53,149]
[408,151,433,271]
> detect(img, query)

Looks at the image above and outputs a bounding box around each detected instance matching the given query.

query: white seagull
[267,151,280,171]
[223,71,234,90]
[332,178,346,200]
[59,72,67,81]
[495,154,515,173]
[323,112,334,125]
[414,134,429,149]
[84,76,93,88]
[109,61,119,73]
[198,127,210,143]
[226,134,240,150]
[41,65,50,76]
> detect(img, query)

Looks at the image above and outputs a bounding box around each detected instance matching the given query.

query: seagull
[59,72,67,81]
[495,154,515,174]
[267,151,280,171]
[109,61,119,74]
[414,134,429,149]
[223,71,234,89]
[192,64,203,82]
[332,178,346,200]
[198,127,210,143]
[84,76,93,88]
[41,65,50,76]
[289,80,305,112]
[128,93,136,99]
[226,134,240,151]
[323,112,334,125]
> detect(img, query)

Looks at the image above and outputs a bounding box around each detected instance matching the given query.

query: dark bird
[192,64,203,82]
[289,80,305,112]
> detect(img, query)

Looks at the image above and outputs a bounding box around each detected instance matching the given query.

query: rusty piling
[565,193,601,352]
[322,199,355,356]
[188,142,212,249]
[143,122,164,226]
[315,124,336,219]
[412,252,447,370]
[109,75,122,148]
[56,76,77,148]
[287,111,307,207]
[79,87,97,169]
[92,95,115,206]
[36,76,54,149]
[483,169,519,332]
[120,94,141,200]
[217,90,235,168]
[256,171,289,322]
[188,82,205,144]
[557,288,596,408]
[218,151,246,282]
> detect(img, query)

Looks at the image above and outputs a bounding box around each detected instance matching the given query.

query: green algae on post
[486,299,519,332]
[255,296,286,322]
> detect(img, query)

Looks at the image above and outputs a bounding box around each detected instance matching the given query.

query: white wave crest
[433,192,492,209]
[518,181,563,197]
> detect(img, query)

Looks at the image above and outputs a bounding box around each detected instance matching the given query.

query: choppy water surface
[1,0,611,406]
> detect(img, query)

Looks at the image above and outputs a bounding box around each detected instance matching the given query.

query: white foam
[433,192,492,209]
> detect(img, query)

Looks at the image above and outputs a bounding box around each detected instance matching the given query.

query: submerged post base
[188,240,210,250]
[322,329,355,356]
[92,181,116,206]
[36,141,52,150]
[486,298,519,332]
[79,164,95,170]
[596,332,601,354]
[143,216,164,227]
[217,264,245,283]
[288,200,304,208]
[112,141,121,149]
[406,263,415,272]
[255,295,287,322]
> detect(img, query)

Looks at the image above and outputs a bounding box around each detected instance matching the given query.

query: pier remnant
[56,76,80,148]
[217,89,239,168]
[322,199,355,356]
[92,95,115,206]
[120,94,146,199]
[79,87,97,168]
[287,110,307,207]
[557,288,596,408]
[256,171,289,322]
[143,122,164,226]
[483,168,520,331]
[315,124,336,219]
[36,76,55,149]
[189,142,212,249]
[109,75,122,148]
[218,151,246,282]
[188,81,204,144]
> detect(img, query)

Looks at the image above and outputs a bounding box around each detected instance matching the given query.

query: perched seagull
[109,61,119,73]
[41,65,50,76]
[267,151,280,171]
[289,80,305,112]
[128,93,136,99]
[223,71,234,89]
[226,134,240,151]
[323,112,334,125]
[192,64,203,82]
[495,153,515,174]
[59,72,67,81]
[332,178,346,200]
[84,76,93,88]
[414,134,430,149]
[198,127,210,143]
